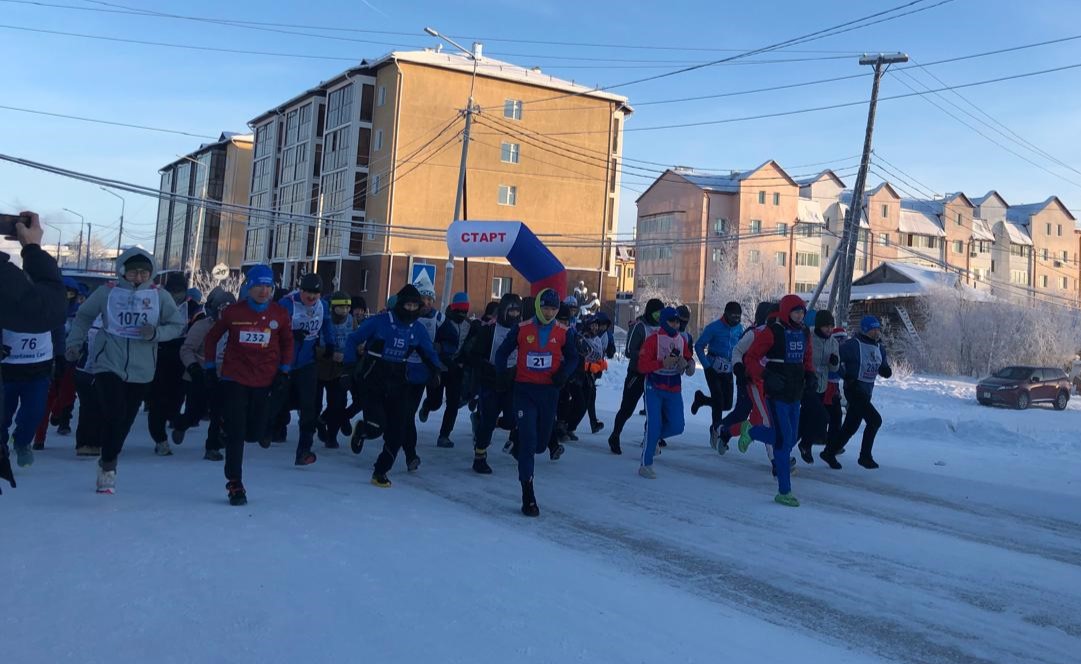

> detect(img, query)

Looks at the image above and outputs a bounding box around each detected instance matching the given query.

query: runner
[692,301,743,449]
[175,287,235,458]
[636,307,694,478]
[146,272,191,457]
[316,290,356,449]
[608,297,664,455]
[64,248,186,494]
[1,318,64,468]
[428,292,473,449]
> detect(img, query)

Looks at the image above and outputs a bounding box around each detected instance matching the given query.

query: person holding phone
[0,211,67,493]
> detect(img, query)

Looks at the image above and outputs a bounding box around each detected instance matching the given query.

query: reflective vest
[514,321,566,386]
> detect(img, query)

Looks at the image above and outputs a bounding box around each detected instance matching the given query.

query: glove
[804,371,818,395]
[551,371,569,388]
[138,324,156,341]
[205,367,219,387]
[764,371,786,396]
[684,361,696,377]
[829,353,839,366]
[187,363,205,385]
[662,355,682,370]
[272,371,290,393]
[426,373,442,393]
[733,362,747,388]
[64,346,81,363]
[879,365,893,379]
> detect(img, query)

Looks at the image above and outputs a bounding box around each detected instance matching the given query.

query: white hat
[413,271,436,299]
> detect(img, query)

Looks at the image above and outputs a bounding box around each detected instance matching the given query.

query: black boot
[608,434,622,455]
[798,441,814,464]
[350,427,366,455]
[0,454,15,491]
[858,456,879,469]
[472,449,492,475]
[521,479,539,517]
[690,390,710,416]
[819,449,842,470]
[226,479,247,506]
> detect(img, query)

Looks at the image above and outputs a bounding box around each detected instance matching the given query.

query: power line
[0,104,217,138]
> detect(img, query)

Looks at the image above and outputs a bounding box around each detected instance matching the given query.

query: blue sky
[3,0,1081,250]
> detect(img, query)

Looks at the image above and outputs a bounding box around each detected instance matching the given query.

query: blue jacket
[839,333,891,399]
[694,318,743,371]
[344,311,443,386]
[279,292,335,369]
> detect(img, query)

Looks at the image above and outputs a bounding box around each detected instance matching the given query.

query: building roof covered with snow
[797,198,825,225]
[837,261,992,302]
[898,208,946,237]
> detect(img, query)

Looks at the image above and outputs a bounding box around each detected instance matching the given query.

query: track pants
[610,371,645,439]
[703,369,735,429]
[269,363,318,457]
[719,378,754,439]
[204,381,225,452]
[797,390,829,447]
[34,364,75,443]
[432,366,466,438]
[373,383,422,475]
[222,381,271,482]
[147,372,185,444]
[73,371,102,450]
[768,399,800,495]
[318,378,348,445]
[174,379,207,432]
[93,372,149,472]
[513,383,559,482]
[474,386,514,451]
[643,383,684,467]
[828,386,882,460]
[2,377,51,451]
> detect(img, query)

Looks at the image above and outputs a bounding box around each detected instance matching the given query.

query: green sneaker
[737,421,753,453]
[774,492,800,507]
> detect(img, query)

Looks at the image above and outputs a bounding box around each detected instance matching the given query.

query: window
[775,251,787,267]
[638,246,672,261]
[360,85,374,122]
[772,192,780,206]
[795,282,817,293]
[795,251,820,267]
[1064,250,1070,261]
[798,224,818,237]
[879,232,890,246]
[957,212,963,226]
[991,259,996,272]
[824,245,831,259]
[1011,270,1029,285]
[776,222,788,237]
[498,184,517,206]
[1043,248,1049,261]
[748,249,760,264]
[503,99,523,120]
[1041,275,1049,288]
[612,117,620,153]
[500,142,520,164]
[609,158,617,193]
[1061,276,1069,289]
[1046,223,1052,236]
[758,191,766,205]
[640,212,676,235]
[713,218,728,235]
[749,219,762,234]
[712,248,724,263]
[906,234,938,249]
[374,129,383,151]
[377,86,386,107]
[882,204,889,218]
[1058,224,1063,236]
[492,276,512,298]
[953,240,964,254]
[973,268,987,281]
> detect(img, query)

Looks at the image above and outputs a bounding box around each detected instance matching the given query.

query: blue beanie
[246,264,274,287]
[860,315,881,333]
[538,289,560,309]
[186,287,203,304]
[659,306,680,336]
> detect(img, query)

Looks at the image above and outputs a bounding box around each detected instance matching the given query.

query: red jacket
[204,299,294,388]
[637,330,693,393]
[744,294,813,402]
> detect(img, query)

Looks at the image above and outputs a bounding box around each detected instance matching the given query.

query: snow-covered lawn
[5,364,1079,663]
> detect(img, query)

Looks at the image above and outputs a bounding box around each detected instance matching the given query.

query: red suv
[977,366,1071,410]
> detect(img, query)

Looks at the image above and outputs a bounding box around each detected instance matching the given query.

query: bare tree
[704,251,787,325]
[190,269,242,299]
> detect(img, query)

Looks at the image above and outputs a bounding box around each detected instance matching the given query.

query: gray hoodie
[66,247,185,384]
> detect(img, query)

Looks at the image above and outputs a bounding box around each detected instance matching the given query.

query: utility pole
[830,52,908,327]
[426,26,480,309]
[100,187,126,259]
[84,223,92,271]
[63,208,84,270]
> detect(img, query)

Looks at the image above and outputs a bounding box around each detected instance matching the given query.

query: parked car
[976,366,1070,410]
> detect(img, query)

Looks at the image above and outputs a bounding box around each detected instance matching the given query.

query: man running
[608,297,664,455]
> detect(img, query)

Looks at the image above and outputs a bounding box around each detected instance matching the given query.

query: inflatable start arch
[446,221,567,299]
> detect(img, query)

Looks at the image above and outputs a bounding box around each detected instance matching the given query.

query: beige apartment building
[1007,196,1078,304]
[243,47,630,307]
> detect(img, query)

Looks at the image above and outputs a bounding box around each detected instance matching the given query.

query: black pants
[73,371,102,450]
[269,363,318,456]
[585,373,600,428]
[718,378,754,436]
[174,379,207,431]
[318,378,349,443]
[147,370,185,444]
[797,390,829,447]
[825,391,843,447]
[474,385,514,451]
[205,381,226,452]
[610,371,646,439]
[424,366,466,438]
[562,376,590,433]
[828,386,882,459]
[222,381,272,481]
[93,372,149,471]
[703,369,735,429]
[373,383,423,475]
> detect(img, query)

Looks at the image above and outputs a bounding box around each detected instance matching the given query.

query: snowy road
[5,368,1080,663]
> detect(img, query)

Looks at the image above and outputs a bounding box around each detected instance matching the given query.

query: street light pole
[831,52,908,327]
[84,223,92,271]
[62,207,84,269]
[42,222,61,263]
[100,187,126,259]
[425,26,479,309]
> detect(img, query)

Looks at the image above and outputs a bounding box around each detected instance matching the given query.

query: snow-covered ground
[5,362,1080,664]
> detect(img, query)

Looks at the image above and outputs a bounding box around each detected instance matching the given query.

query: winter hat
[555,304,572,323]
[186,287,203,304]
[723,301,742,317]
[246,264,274,287]
[659,307,680,337]
[562,295,579,308]
[779,294,807,325]
[538,288,561,309]
[413,271,437,300]
[62,276,79,293]
[299,272,322,293]
[394,284,424,322]
[860,315,882,333]
[497,293,522,326]
[450,291,470,312]
[351,296,368,312]
[815,310,835,329]
[77,282,90,298]
[123,254,153,274]
[643,298,664,324]
[330,290,352,307]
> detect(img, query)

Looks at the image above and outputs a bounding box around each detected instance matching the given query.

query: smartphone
[0,213,31,238]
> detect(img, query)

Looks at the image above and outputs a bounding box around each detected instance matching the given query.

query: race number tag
[526,351,553,370]
[1,330,52,364]
[106,287,159,339]
[712,357,732,373]
[239,330,270,346]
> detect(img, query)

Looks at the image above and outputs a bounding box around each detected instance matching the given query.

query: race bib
[2,330,52,365]
[526,351,553,370]
[239,330,270,346]
[783,329,805,364]
[858,341,882,383]
[291,299,324,341]
[106,287,160,339]
[712,357,732,373]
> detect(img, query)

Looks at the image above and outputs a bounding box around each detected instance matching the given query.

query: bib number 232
[240,331,270,345]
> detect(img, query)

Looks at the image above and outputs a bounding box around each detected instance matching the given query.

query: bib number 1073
[117,311,150,327]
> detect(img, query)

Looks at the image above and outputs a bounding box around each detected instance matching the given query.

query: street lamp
[62,207,84,269]
[425,26,480,308]
[100,186,126,260]
[42,221,61,264]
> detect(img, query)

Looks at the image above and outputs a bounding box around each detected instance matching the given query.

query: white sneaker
[96,467,116,494]
[709,426,719,451]
[638,465,657,479]
[154,440,173,457]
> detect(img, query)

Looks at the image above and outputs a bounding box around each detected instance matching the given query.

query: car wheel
[1054,391,1069,411]
[1016,392,1030,410]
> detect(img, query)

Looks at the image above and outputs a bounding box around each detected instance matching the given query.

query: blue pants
[769,399,801,495]
[643,383,684,467]
[475,386,514,451]
[2,377,51,451]
[513,383,558,482]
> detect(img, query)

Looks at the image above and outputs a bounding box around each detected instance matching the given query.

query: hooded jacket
[65,248,186,384]
[180,287,235,381]
[744,294,813,403]
[694,316,744,372]
[624,298,664,374]
[810,327,841,393]
[839,332,891,399]
[460,293,521,391]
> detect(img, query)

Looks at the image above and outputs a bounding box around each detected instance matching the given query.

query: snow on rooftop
[899,208,946,237]
[999,221,1034,246]
[797,198,824,225]
[972,218,995,242]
